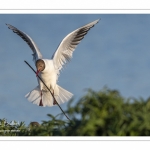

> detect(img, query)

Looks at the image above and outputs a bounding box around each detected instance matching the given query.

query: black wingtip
[97,19,101,23]
[5,23,10,29]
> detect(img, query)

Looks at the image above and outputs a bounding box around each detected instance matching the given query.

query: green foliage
[1,87,150,136]
[0,119,27,136]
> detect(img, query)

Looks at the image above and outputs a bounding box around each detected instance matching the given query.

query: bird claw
[53,100,57,105]
[39,91,43,106]
[39,99,43,106]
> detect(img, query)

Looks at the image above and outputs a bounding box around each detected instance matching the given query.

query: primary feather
[6,24,42,62]
[52,19,99,71]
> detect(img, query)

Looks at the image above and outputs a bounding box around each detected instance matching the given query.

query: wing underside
[52,19,99,71]
[6,24,42,62]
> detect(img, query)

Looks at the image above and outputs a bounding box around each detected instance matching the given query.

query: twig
[24,60,71,121]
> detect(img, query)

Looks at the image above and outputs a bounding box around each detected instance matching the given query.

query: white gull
[6,19,99,107]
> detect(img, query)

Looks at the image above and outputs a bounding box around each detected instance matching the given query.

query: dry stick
[24,60,71,121]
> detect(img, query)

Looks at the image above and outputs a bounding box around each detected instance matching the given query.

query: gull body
[6,19,99,107]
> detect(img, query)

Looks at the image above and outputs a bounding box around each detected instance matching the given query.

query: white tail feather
[25,85,73,107]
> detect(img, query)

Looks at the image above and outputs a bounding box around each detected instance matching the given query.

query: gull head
[36,59,45,75]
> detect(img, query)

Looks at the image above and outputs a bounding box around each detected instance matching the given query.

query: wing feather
[52,19,99,71]
[6,24,42,62]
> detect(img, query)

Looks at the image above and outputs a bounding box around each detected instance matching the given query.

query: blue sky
[0,14,150,125]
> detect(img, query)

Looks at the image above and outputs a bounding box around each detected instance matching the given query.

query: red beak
[36,70,40,77]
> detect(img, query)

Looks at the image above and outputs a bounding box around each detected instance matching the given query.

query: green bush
[1,87,150,136]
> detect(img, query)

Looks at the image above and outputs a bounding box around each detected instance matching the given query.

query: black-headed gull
[6,19,99,107]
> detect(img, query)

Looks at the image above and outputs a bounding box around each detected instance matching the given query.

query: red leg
[53,90,57,105]
[39,91,43,106]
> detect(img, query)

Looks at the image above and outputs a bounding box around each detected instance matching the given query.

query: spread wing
[6,24,42,62]
[52,19,99,71]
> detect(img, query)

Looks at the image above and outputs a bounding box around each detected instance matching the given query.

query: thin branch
[24,60,71,121]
